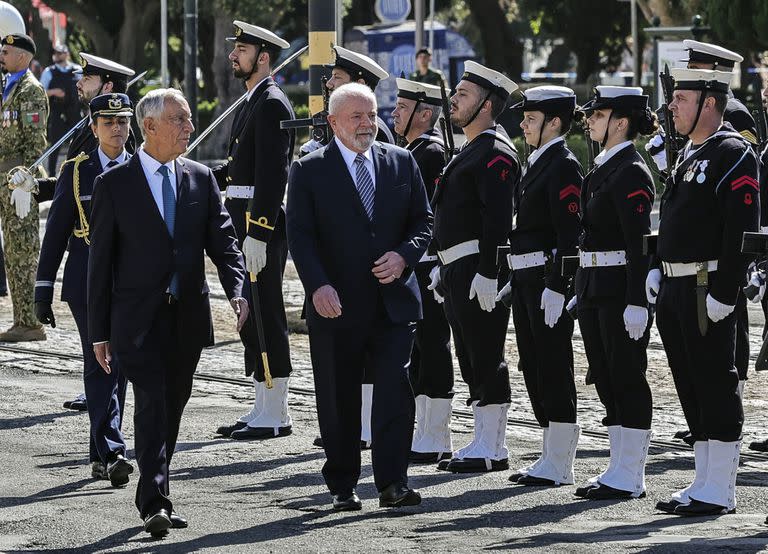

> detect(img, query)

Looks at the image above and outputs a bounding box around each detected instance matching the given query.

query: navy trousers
[115,302,201,518]
[69,302,126,464]
[309,304,415,495]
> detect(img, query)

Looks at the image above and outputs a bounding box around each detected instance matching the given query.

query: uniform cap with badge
[511,85,576,114]
[89,93,133,119]
[76,53,135,82]
[328,45,389,90]
[395,78,442,106]
[1,33,35,55]
[580,86,648,114]
[681,40,742,70]
[670,68,733,94]
[226,20,290,50]
[460,60,518,100]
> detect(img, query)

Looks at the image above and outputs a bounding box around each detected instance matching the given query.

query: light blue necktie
[157,165,179,298]
[354,153,375,220]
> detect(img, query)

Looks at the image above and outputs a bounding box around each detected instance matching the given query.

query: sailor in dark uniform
[211,21,296,440]
[430,61,519,473]
[650,68,757,517]
[392,77,453,463]
[571,86,656,501]
[497,86,583,487]
[10,53,136,412]
[33,94,134,485]
[300,45,394,157]
[646,43,755,435]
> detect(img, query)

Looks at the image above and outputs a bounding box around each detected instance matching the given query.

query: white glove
[623,304,648,340]
[427,265,444,304]
[745,268,766,303]
[566,295,577,312]
[645,132,667,171]
[8,167,37,192]
[469,273,497,312]
[706,294,734,323]
[299,139,322,156]
[10,188,31,219]
[540,287,565,327]
[243,237,268,276]
[645,268,662,304]
[495,281,512,303]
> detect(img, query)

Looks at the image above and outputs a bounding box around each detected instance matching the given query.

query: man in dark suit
[87,88,247,536]
[212,21,295,440]
[287,82,431,510]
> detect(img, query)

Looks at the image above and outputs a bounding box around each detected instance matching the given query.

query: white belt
[507,251,547,270]
[437,240,480,265]
[661,260,718,277]
[226,185,254,199]
[419,252,438,263]
[579,250,627,268]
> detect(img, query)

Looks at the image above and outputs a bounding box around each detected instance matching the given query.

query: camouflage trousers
[0,176,39,327]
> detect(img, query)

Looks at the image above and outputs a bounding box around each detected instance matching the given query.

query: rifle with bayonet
[280,74,333,146]
[438,79,455,165]
[753,105,768,152]
[659,64,685,176]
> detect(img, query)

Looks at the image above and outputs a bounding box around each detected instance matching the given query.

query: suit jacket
[212,77,295,244]
[87,154,245,351]
[286,139,432,330]
[575,144,654,307]
[35,148,127,305]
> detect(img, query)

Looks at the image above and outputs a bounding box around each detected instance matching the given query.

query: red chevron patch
[559,184,580,200]
[487,155,513,169]
[627,189,651,201]
[731,175,759,192]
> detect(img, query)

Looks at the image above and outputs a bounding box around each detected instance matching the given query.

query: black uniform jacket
[725,97,758,147]
[576,143,654,307]
[212,77,295,243]
[510,139,583,294]
[407,128,445,201]
[87,155,245,351]
[760,144,768,227]
[286,139,432,330]
[658,124,759,305]
[35,148,124,306]
[431,125,519,279]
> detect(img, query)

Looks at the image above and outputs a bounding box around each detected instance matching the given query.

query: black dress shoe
[574,483,598,498]
[409,451,451,464]
[585,483,643,500]
[656,499,683,514]
[332,491,362,511]
[508,472,525,482]
[107,454,133,488]
[673,499,734,516]
[170,511,188,528]
[215,421,247,436]
[673,429,691,440]
[516,474,558,487]
[64,394,88,411]
[144,508,172,537]
[230,424,292,440]
[445,457,509,473]
[749,438,768,452]
[436,458,452,471]
[379,483,421,508]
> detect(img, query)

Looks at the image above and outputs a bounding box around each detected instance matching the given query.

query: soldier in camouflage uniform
[0,34,48,341]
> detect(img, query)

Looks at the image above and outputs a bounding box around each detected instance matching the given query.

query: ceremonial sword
[26,70,148,173]
[185,45,308,156]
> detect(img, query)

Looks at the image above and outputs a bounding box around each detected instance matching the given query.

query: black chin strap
[243,45,263,83]
[600,111,614,148]
[465,90,493,128]
[398,98,422,147]
[683,90,707,137]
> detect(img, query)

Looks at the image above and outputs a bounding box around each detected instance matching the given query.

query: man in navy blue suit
[287,83,432,510]
[87,88,247,536]
[34,93,134,486]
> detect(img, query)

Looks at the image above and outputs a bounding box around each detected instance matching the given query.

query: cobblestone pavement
[1,220,768,551]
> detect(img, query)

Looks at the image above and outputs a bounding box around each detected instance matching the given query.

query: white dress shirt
[334,136,376,190]
[138,147,177,218]
[246,77,269,102]
[594,140,633,167]
[526,136,564,170]
[97,147,128,171]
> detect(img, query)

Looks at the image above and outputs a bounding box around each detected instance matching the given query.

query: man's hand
[34,301,56,328]
[230,297,249,332]
[93,342,112,374]
[8,167,37,192]
[10,188,31,219]
[372,251,406,284]
[312,284,342,318]
[48,88,66,99]
[243,237,268,276]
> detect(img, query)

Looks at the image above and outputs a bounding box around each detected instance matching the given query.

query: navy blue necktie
[354,153,375,220]
[157,165,179,297]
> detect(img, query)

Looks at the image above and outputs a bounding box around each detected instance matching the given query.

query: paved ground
[1,220,768,552]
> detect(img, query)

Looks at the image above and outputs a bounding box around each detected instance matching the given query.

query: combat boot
[0,324,46,342]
